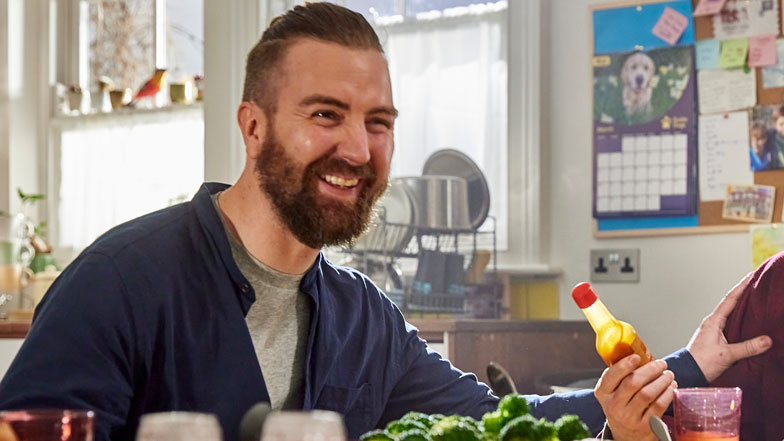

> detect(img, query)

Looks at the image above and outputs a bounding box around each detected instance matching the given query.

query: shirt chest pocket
[314,383,375,432]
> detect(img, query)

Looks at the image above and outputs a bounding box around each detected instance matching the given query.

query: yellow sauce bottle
[571,282,654,367]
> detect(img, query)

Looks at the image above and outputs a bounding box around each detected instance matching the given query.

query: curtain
[57,113,204,249]
[382,10,508,247]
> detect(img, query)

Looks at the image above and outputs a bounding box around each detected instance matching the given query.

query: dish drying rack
[339,209,501,317]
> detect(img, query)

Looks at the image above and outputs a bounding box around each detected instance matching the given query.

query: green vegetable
[497,395,530,422]
[387,419,430,435]
[430,415,483,441]
[498,415,539,441]
[554,414,591,441]
[535,419,558,441]
[360,430,395,441]
[401,412,434,429]
[398,428,432,441]
[428,414,446,425]
[481,411,504,435]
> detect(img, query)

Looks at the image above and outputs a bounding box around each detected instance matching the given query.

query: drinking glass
[0,409,94,441]
[674,387,742,441]
[135,412,222,441]
[261,410,346,441]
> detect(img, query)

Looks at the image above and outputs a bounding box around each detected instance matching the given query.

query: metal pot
[396,175,471,230]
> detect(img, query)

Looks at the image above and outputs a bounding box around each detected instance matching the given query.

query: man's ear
[237,101,267,159]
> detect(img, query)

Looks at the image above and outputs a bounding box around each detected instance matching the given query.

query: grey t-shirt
[212,193,312,409]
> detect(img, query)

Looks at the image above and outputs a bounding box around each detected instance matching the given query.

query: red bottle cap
[572,282,598,309]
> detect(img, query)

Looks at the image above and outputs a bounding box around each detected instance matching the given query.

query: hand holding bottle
[594,354,677,441]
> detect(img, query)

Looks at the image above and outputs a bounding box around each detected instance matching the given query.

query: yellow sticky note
[718,38,749,69]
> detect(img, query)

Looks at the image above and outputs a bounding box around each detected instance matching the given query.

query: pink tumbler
[674,388,742,441]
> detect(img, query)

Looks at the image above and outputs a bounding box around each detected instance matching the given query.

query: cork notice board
[591,0,784,238]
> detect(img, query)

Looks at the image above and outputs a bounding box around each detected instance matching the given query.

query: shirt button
[241,284,251,294]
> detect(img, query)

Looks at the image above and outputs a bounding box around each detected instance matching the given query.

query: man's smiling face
[254,38,397,249]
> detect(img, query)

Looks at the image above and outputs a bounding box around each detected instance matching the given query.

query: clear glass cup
[261,410,346,441]
[135,412,222,441]
[0,409,95,441]
[674,387,742,441]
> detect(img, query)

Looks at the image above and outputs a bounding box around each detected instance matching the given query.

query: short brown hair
[751,122,768,140]
[242,2,384,113]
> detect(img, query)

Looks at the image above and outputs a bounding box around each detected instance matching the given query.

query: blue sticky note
[593,0,695,54]
[695,39,720,70]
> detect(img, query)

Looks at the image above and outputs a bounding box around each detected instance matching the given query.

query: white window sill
[51,102,203,129]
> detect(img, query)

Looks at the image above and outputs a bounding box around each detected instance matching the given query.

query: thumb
[727,335,772,362]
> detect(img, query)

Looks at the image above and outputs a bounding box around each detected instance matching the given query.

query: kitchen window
[48,0,205,254]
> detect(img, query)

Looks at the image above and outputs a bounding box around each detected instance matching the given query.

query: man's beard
[256,125,388,249]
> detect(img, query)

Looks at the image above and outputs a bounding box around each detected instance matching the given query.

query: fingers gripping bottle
[571,282,654,367]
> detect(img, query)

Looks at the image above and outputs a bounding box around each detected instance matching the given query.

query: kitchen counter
[407,318,604,394]
[0,320,31,339]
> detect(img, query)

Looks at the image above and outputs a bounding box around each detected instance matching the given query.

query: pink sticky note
[748,35,777,67]
[693,0,727,16]
[652,7,689,46]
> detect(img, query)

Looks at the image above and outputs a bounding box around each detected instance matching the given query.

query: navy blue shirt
[0,183,706,441]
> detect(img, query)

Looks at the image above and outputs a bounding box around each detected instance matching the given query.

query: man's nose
[337,121,371,166]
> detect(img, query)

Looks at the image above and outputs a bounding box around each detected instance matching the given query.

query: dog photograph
[621,52,655,116]
[594,46,692,125]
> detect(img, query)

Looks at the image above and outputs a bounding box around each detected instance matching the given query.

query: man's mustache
[308,157,375,180]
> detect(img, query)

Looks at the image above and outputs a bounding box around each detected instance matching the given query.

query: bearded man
[0,4,771,441]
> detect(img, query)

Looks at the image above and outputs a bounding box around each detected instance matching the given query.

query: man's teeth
[323,175,359,188]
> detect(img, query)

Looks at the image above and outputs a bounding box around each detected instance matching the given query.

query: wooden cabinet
[407,319,605,394]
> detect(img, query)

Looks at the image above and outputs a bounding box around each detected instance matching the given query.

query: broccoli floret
[497,395,530,422]
[498,415,539,441]
[387,419,430,435]
[481,411,505,435]
[460,416,480,432]
[428,414,446,425]
[430,415,483,441]
[535,419,558,441]
[554,414,591,441]
[401,412,434,429]
[360,429,395,441]
[398,428,432,441]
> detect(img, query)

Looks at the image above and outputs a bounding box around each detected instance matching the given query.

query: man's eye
[313,110,340,120]
[368,118,393,130]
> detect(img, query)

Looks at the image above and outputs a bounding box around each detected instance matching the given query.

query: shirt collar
[191,182,325,311]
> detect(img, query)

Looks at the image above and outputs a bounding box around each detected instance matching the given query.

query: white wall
[0,0,47,215]
[545,0,754,356]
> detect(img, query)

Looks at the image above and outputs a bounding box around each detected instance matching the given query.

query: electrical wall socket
[590,249,640,283]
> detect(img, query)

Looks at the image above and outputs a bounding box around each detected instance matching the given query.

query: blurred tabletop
[0,320,32,339]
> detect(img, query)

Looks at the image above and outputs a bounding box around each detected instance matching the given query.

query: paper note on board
[748,35,777,67]
[718,38,749,69]
[693,0,727,16]
[762,39,784,88]
[696,39,721,69]
[652,7,689,45]
[698,112,754,201]
[752,225,784,268]
[698,69,757,114]
[713,0,779,39]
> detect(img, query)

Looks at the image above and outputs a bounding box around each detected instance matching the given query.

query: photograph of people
[749,122,772,171]
[765,105,784,169]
